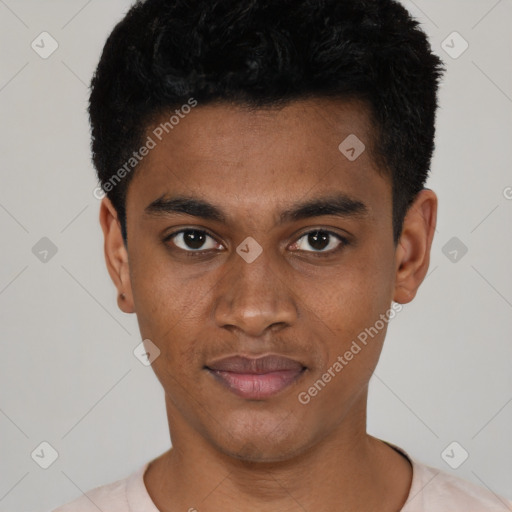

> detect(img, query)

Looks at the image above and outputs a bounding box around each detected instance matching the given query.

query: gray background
[0,0,511,510]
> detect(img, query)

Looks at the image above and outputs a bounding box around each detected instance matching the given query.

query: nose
[213,247,298,338]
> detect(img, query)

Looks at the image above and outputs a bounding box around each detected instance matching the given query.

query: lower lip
[207,368,306,400]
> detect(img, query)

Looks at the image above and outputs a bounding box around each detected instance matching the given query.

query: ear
[393,189,437,304]
[99,197,135,313]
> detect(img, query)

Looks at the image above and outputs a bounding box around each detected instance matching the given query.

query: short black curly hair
[89,0,444,245]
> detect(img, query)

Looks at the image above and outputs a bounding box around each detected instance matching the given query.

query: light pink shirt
[52,444,512,511]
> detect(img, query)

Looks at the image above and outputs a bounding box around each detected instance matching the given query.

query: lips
[205,355,306,400]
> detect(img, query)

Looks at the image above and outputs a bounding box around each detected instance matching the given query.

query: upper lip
[206,354,305,374]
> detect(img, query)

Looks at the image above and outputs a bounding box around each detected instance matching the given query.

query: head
[92,0,444,462]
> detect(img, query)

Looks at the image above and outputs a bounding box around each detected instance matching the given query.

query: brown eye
[292,230,347,254]
[166,229,220,252]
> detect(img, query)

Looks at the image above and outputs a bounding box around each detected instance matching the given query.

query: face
[100,98,436,463]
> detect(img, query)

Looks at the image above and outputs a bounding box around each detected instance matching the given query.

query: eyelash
[163,228,349,258]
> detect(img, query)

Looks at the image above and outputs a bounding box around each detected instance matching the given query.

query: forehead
[126,98,390,224]
[142,97,376,162]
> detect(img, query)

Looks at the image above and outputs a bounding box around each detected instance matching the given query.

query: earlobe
[393,189,437,304]
[99,197,135,314]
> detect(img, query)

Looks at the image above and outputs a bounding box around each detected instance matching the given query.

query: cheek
[301,281,392,416]
[128,245,224,379]
[128,252,188,359]
[310,245,395,372]
[321,262,393,334]
[130,242,202,324]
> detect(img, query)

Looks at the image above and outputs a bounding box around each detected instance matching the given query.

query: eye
[291,229,348,254]
[165,229,221,252]
[164,228,349,257]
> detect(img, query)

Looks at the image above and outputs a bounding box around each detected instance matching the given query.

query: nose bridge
[213,242,297,336]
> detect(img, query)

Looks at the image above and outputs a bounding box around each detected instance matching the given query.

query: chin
[220,440,304,464]
[208,413,315,464]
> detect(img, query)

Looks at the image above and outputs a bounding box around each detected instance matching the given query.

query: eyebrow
[144,193,369,225]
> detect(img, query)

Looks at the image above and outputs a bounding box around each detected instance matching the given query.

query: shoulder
[51,466,140,512]
[403,458,512,511]
[379,440,512,512]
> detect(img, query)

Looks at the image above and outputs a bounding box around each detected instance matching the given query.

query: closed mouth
[205,354,307,400]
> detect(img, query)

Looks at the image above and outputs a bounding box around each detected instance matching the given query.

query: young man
[54,0,511,510]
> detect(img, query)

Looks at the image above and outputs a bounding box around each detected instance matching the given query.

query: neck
[144,394,412,512]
